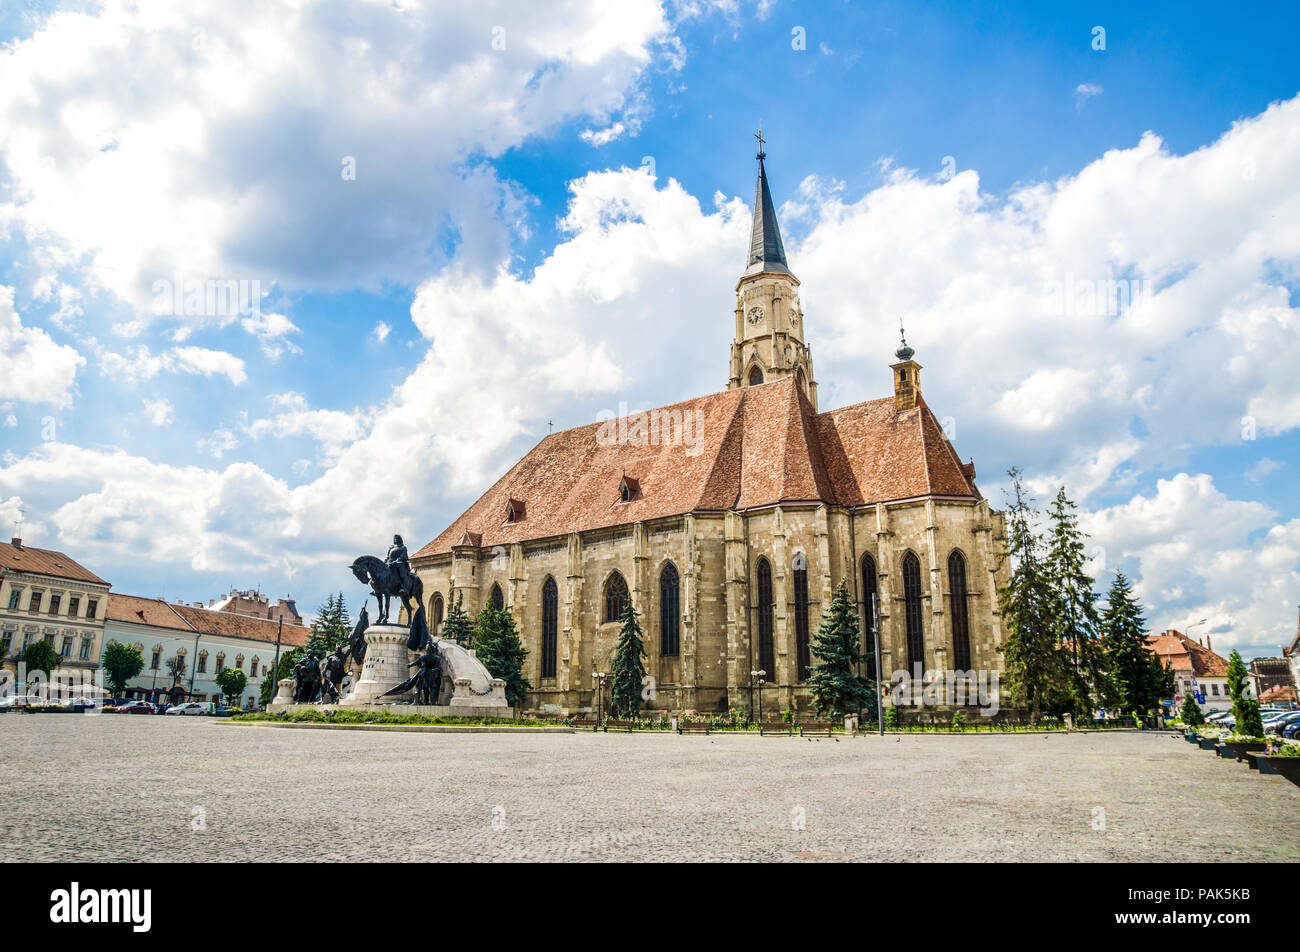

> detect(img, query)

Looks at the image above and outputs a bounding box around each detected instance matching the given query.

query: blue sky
[0,0,1297,659]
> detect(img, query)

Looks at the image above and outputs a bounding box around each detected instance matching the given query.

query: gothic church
[412,145,1010,714]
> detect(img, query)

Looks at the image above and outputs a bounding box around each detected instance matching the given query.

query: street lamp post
[592,671,607,723]
[751,669,766,723]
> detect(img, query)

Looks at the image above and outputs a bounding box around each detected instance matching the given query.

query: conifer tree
[1226,649,1264,736]
[474,602,531,709]
[805,579,877,719]
[610,601,648,718]
[1100,572,1161,714]
[308,592,351,655]
[1179,693,1205,726]
[1046,486,1110,717]
[440,591,474,646]
[998,468,1071,721]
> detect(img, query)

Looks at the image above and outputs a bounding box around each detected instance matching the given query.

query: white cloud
[241,311,300,360]
[0,285,84,407]
[245,392,365,460]
[1075,82,1103,109]
[101,344,247,386]
[196,428,239,459]
[0,0,675,325]
[371,321,391,344]
[142,398,174,426]
[1246,457,1284,482]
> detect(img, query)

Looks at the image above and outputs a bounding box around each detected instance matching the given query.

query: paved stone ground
[3,715,1298,862]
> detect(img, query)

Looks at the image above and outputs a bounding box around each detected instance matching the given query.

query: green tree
[998,468,1071,721]
[806,579,877,719]
[1179,693,1205,726]
[609,601,648,718]
[215,667,248,707]
[440,592,474,646]
[1100,572,1163,714]
[307,592,351,656]
[1046,486,1110,716]
[1226,649,1264,736]
[20,638,61,682]
[474,603,531,708]
[100,641,144,697]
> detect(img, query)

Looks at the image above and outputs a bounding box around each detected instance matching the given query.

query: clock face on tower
[747,305,764,325]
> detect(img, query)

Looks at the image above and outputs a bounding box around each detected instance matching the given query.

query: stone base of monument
[268,678,296,711]
[342,623,413,704]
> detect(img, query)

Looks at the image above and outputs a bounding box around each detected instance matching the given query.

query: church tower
[727,135,818,410]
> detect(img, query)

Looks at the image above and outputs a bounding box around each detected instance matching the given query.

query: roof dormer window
[506,498,525,523]
[619,475,639,503]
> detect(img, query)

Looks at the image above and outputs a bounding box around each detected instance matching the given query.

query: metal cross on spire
[754,127,766,160]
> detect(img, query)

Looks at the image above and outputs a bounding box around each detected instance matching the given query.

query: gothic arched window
[949,551,972,671]
[541,577,558,679]
[902,552,925,673]
[489,584,504,611]
[659,562,680,656]
[862,553,879,680]
[603,572,629,624]
[430,593,444,637]
[794,557,810,681]
[757,558,775,678]
[748,365,764,386]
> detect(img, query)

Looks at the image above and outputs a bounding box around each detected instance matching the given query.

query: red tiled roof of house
[0,539,108,586]
[1260,684,1297,704]
[107,594,310,648]
[416,376,981,558]
[1147,630,1229,679]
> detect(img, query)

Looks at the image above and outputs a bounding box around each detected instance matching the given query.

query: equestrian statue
[350,534,424,626]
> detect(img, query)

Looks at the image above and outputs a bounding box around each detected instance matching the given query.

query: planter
[1245,752,1277,774]
[1223,740,1268,763]
[1198,737,1219,751]
[1216,743,1235,759]
[1259,755,1300,787]
[1185,732,1201,744]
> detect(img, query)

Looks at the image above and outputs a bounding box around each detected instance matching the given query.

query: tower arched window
[489,584,504,611]
[862,553,879,680]
[541,577,558,679]
[902,552,925,673]
[949,551,972,671]
[756,558,775,678]
[793,557,810,681]
[748,365,764,386]
[603,572,629,624]
[659,562,680,657]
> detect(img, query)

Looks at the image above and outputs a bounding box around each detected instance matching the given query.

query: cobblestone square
[3,715,1298,862]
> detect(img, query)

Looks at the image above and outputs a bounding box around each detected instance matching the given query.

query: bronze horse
[349,555,423,625]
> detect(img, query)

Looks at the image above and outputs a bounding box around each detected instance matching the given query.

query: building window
[50,594,62,615]
[793,558,810,681]
[29,591,42,612]
[250,658,259,677]
[659,562,680,657]
[235,654,244,671]
[68,596,80,616]
[1211,683,1219,696]
[197,651,208,674]
[541,577,558,680]
[6,589,19,610]
[861,553,879,681]
[430,594,445,638]
[80,639,92,660]
[948,551,972,671]
[151,646,161,670]
[86,599,98,619]
[603,572,629,624]
[902,552,925,673]
[61,636,73,658]
[748,365,764,386]
[489,584,504,611]
[757,558,775,679]
[1,630,13,656]
[215,653,225,674]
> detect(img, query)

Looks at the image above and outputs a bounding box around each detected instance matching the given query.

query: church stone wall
[411,498,1008,715]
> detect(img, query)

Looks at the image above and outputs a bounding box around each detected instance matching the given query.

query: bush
[884,705,900,730]
[950,710,967,731]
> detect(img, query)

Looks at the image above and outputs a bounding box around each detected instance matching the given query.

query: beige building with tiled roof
[0,537,111,686]
[1148,629,1253,712]
[103,593,310,708]
[413,150,1011,714]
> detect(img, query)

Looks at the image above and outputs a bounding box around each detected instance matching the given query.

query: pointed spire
[743,131,793,279]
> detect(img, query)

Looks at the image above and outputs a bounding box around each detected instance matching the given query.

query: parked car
[1206,710,1233,722]
[210,706,240,717]
[118,700,157,715]
[1284,722,1300,739]
[164,702,207,716]
[0,694,47,710]
[1266,712,1300,735]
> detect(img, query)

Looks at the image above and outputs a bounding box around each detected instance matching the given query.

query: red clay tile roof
[1261,684,1297,703]
[416,376,981,558]
[0,540,108,585]
[107,594,309,648]
[1147,630,1229,678]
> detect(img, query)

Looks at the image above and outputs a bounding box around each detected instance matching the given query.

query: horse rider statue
[387,534,413,599]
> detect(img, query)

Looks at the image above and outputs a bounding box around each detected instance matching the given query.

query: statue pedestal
[268,678,296,710]
[343,624,412,705]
